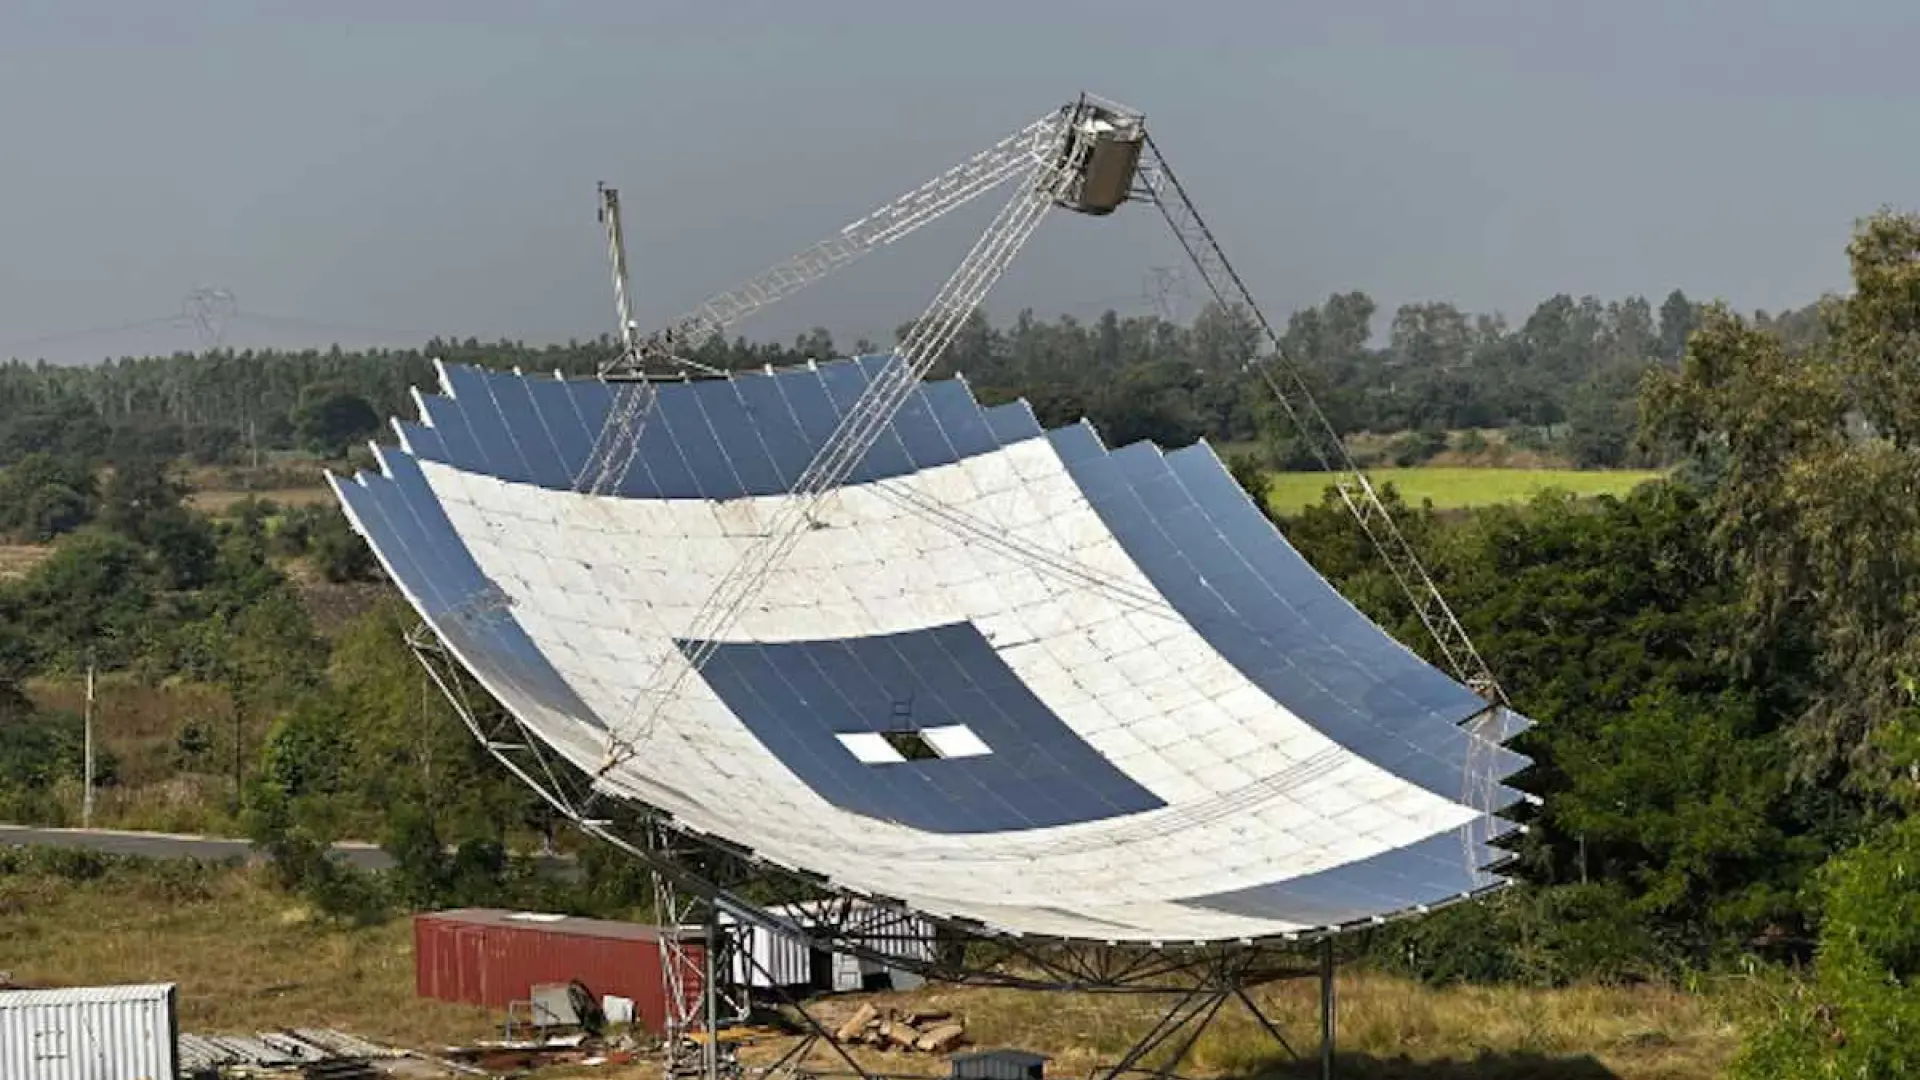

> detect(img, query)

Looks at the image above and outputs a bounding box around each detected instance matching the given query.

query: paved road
[0,823,396,869]
[0,824,582,878]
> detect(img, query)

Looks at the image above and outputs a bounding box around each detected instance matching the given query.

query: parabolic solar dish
[330,357,1532,943]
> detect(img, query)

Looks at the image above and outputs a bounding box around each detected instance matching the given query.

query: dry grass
[775,979,1736,1080]
[184,485,335,514]
[0,542,51,581]
[279,559,393,637]
[24,676,239,833]
[29,677,225,764]
[180,457,337,513]
[0,862,495,1050]
[0,860,1741,1078]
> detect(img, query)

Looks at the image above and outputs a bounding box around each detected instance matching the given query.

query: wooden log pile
[833,1003,968,1055]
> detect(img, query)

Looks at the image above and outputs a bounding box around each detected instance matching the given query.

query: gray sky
[3,0,1915,364]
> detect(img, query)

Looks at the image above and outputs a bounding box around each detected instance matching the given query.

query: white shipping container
[727,916,816,989]
[718,900,934,992]
[0,983,178,1080]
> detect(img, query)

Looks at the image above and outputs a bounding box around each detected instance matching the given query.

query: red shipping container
[414,908,705,1034]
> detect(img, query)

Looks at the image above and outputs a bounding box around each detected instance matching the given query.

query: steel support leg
[744,945,877,1080]
[1099,987,1216,1080]
[1099,952,1321,1080]
[703,908,720,1080]
[1319,938,1335,1080]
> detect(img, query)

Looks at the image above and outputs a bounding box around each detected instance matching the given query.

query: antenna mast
[598,183,640,361]
[595,181,734,1080]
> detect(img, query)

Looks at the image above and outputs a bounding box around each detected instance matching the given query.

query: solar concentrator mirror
[330,356,1532,943]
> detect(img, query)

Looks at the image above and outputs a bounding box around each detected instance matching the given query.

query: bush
[1364,882,1676,988]
[1387,428,1449,467]
[0,846,101,881]
[1226,452,1270,507]
[309,509,376,583]
[1271,435,1328,472]
[0,707,119,826]
[1731,816,1920,1077]
[244,773,396,927]
[1506,425,1554,453]
[0,453,97,542]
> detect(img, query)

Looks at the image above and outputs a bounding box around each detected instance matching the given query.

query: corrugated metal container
[728,915,816,989]
[414,908,703,1034]
[719,900,933,992]
[952,1049,1049,1080]
[0,983,179,1080]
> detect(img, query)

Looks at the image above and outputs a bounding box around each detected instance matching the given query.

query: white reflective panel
[336,361,1530,943]
[838,732,906,764]
[921,724,993,759]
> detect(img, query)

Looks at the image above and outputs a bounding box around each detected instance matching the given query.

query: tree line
[0,285,1825,476]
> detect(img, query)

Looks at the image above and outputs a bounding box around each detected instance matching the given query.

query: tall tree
[1389,302,1473,372]
[1642,211,1920,780]
[1658,289,1698,362]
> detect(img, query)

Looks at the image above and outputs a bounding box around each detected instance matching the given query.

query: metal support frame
[1094,945,1334,1080]
[598,183,640,363]
[692,924,1337,1080]
[592,109,1069,386]
[654,828,705,1078]
[741,947,879,1080]
[703,905,721,1080]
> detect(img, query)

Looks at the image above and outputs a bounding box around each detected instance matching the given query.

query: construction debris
[915,1024,968,1054]
[835,1002,878,1043]
[177,1028,403,1078]
[439,1029,662,1076]
[836,1005,969,1055]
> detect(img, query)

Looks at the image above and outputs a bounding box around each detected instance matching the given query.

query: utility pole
[82,657,95,829]
[232,699,243,814]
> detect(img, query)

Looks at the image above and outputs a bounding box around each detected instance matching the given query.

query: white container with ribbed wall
[0,983,178,1080]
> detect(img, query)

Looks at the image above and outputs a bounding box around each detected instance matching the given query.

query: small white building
[0,983,179,1080]
[717,899,933,995]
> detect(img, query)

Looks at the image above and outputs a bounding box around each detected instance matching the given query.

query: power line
[232,310,428,343]
[0,290,430,361]
[0,315,183,356]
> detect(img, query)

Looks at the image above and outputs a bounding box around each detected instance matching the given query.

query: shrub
[1364,882,1676,988]
[1730,816,1920,1078]
[1387,428,1449,467]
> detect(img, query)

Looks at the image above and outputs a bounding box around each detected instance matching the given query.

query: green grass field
[1265,467,1664,517]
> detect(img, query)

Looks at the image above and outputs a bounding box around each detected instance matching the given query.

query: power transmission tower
[1141,265,1190,323]
[181,287,239,351]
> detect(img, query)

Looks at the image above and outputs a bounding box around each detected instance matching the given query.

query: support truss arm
[572,110,1071,497]
[1135,135,1507,707]
[605,111,1072,378]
